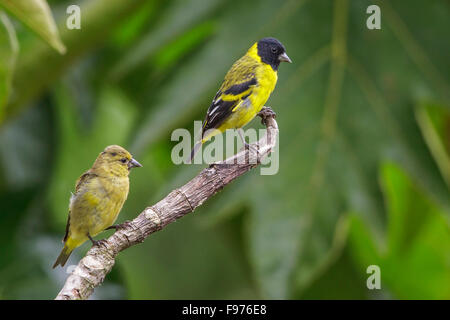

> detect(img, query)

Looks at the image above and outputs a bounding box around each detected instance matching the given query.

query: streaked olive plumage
[53,145,142,268]
[189,37,291,161]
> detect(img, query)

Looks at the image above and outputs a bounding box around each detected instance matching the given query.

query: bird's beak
[279,52,292,63]
[128,158,143,170]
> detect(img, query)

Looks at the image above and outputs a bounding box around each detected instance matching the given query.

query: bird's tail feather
[187,141,202,164]
[52,243,74,268]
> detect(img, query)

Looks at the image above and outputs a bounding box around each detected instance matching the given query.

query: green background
[0,0,449,299]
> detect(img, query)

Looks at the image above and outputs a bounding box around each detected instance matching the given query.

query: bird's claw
[258,106,276,125]
[87,233,108,248]
[91,239,108,248]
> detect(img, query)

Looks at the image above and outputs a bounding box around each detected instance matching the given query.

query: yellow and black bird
[53,145,142,268]
[189,37,291,162]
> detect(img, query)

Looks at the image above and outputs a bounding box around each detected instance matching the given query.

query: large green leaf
[302,162,450,299]
[347,162,450,299]
[0,0,65,53]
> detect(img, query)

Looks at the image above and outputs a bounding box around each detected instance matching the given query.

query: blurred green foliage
[0,0,449,299]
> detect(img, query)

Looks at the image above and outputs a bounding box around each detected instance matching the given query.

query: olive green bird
[189,37,291,162]
[53,145,142,268]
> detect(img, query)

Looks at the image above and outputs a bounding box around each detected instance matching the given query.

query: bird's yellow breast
[219,63,277,130]
[68,175,129,243]
[250,62,278,108]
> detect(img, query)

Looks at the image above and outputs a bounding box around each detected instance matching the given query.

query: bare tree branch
[55,110,278,300]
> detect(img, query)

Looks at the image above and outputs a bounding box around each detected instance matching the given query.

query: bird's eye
[271,47,277,53]
[120,158,127,163]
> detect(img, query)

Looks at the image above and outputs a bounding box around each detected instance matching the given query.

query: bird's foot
[91,239,108,248]
[106,220,132,231]
[88,234,108,248]
[258,106,276,125]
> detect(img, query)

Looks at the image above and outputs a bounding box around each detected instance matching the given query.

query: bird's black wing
[202,92,237,134]
[202,55,258,135]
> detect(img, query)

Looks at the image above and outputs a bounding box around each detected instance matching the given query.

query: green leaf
[0,12,18,120]
[0,0,65,54]
[347,162,450,299]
